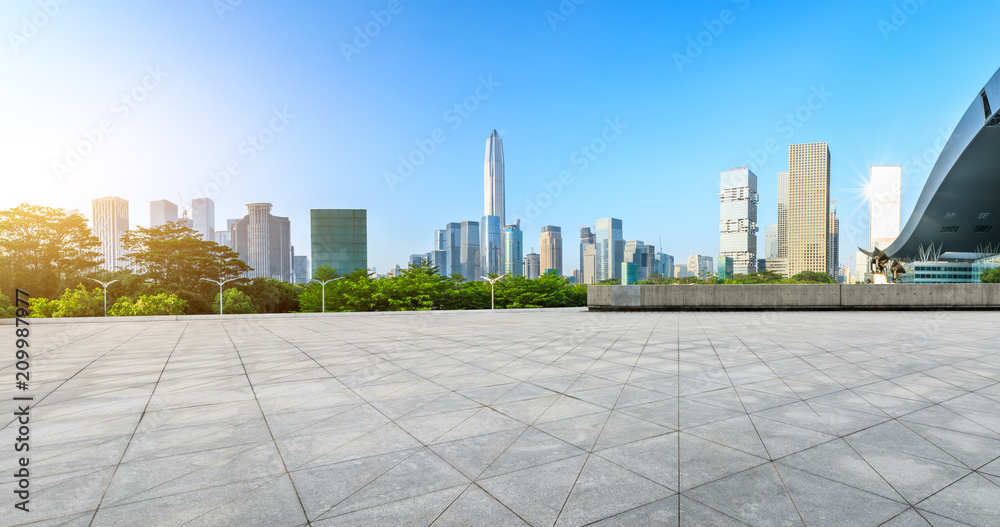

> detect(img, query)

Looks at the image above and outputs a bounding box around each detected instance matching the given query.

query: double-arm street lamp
[481,274,506,310]
[201,277,242,315]
[87,278,119,317]
[310,277,345,313]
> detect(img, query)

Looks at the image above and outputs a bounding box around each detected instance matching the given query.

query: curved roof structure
[885,67,1000,259]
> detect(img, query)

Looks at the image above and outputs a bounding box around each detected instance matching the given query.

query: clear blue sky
[1,1,996,275]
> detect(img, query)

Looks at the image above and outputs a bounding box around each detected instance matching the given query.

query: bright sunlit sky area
[1,1,997,274]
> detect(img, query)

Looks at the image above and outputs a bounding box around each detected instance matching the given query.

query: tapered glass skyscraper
[484,130,505,268]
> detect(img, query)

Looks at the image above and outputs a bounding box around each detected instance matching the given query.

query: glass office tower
[540,225,562,276]
[310,209,367,277]
[480,215,502,277]
[504,220,523,277]
[787,143,831,276]
[719,167,758,275]
[595,217,623,281]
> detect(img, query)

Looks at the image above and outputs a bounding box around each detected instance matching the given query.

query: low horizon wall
[588,284,1000,310]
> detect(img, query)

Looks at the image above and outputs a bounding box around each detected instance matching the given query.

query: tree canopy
[0,204,102,298]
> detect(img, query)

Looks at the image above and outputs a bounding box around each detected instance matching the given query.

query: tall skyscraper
[777,171,789,259]
[233,203,291,281]
[293,254,309,284]
[434,229,447,251]
[687,254,713,278]
[525,252,540,279]
[191,197,215,242]
[583,244,596,284]
[504,220,523,277]
[719,167,758,274]
[92,196,129,271]
[432,229,448,275]
[460,220,480,281]
[764,225,778,259]
[310,209,367,277]
[484,130,505,265]
[579,227,594,275]
[215,218,237,249]
[540,225,562,276]
[624,241,654,281]
[869,166,901,251]
[656,253,675,278]
[787,143,831,276]
[481,215,502,277]
[595,218,623,281]
[150,200,177,227]
[445,222,462,276]
[829,205,840,282]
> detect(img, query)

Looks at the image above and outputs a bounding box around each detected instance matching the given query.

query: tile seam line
[87,322,189,527]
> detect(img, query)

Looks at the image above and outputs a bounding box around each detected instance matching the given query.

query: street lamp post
[310,277,344,313]
[201,277,241,315]
[87,278,119,317]
[481,275,506,310]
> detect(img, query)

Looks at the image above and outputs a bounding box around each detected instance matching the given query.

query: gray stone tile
[916,473,1000,527]
[678,495,750,526]
[879,508,933,526]
[749,415,837,459]
[678,433,768,491]
[683,463,802,526]
[315,485,466,527]
[429,428,523,479]
[587,496,679,526]
[594,432,679,491]
[432,407,525,444]
[846,441,971,504]
[431,484,529,526]
[686,415,769,458]
[290,449,417,520]
[775,464,908,526]
[776,438,904,501]
[479,427,587,479]
[182,474,308,527]
[555,455,674,526]
[592,411,672,451]
[535,395,609,424]
[477,455,587,527]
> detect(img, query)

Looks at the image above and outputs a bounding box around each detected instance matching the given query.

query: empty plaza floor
[2,309,1000,526]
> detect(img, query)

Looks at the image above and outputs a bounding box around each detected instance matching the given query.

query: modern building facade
[582,244,596,284]
[787,143,831,276]
[687,254,713,278]
[869,166,901,251]
[150,199,177,228]
[579,227,594,275]
[233,203,291,281]
[504,220,523,277]
[484,130,505,266]
[764,224,778,259]
[292,254,309,284]
[829,206,840,282]
[525,252,540,279]
[445,222,462,277]
[92,196,129,272]
[655,253,674,278]
[621,262,638,285]
[624,241,654,281]
[719,167,758,274]
[540,225,563,276]
[595,218,623,282]
[481,215,502,277]
[460,220,480,281]
[717,256,734,281]
[191,197,215,242]
[777,171,789,260]
[309,209,366,278]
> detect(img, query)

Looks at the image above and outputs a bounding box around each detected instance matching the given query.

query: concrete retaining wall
[588,284,1000,310]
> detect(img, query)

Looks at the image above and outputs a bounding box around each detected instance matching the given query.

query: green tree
[109,293,188,316]
[211,288,256,314]
[980,267,1000,283]
[0,204,103,298]
[0,292,16,318]
[28,284,104,317]
[120,222,250,313]
[236,277,301,313]
[787,271,835,284]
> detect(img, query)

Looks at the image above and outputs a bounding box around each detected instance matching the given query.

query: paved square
[3,309,1000,526]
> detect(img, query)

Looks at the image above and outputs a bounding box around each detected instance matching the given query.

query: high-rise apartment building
[787,143,831,276]
[540,225,562,276]
[233,203,291,281]
[310,209,367,277]
[595,218,623,281]
[869,166,901,251]
[150,200,177,227]
[460,220,480,281]
[484,130,505,266]
[445,222,462,277]
[92,196,129,271]
[719,167,758,274]
[191,197,215,242]
[579,227,594,276]
[481,215,502,277]
[777,171,789,258]
[687,254,713,278]
[525,252,540,279]
[764,224,778,259]
[504,220,523,277]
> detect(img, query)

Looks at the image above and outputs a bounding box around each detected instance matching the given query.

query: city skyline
[2,2,996,274]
